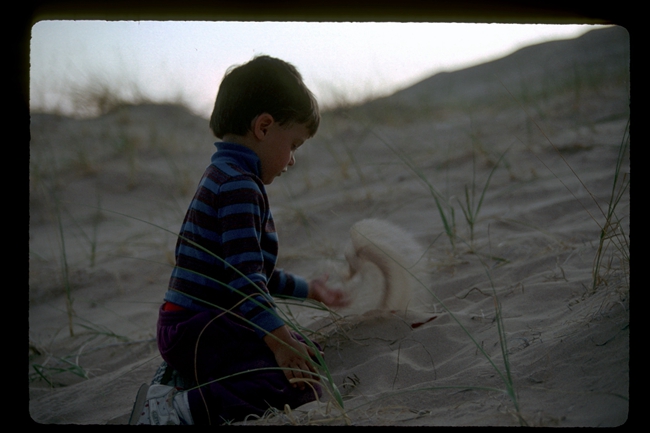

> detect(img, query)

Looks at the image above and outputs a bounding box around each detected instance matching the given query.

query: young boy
[130,55,348,425]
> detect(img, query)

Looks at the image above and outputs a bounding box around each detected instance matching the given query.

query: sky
[29,21,605,117]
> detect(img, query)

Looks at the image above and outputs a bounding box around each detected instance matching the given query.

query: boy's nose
[288,154,295,166]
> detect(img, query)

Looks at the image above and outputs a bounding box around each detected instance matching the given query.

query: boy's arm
[267,269,309,299]
[269,272,350,308]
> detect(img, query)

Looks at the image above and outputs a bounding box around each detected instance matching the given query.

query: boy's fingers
[280,341,321,389]
[289,363,310,390]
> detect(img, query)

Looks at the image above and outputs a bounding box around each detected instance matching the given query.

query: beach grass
[499,77,630,295]
[53,194,76,337]
[591,119,629,293]
[456,146,511,247]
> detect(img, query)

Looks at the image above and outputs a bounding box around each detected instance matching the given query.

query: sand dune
[28,26,629,426]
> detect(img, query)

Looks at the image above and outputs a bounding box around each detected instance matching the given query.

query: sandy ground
[28,26,629,426]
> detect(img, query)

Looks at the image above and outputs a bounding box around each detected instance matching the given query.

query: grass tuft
[591,119,629,293]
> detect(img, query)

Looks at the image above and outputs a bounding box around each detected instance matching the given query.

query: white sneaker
[129,383,194,425]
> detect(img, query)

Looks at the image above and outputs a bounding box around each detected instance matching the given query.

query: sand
[28,26,630,426]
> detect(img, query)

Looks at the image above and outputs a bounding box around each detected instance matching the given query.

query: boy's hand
[308,274,350,308]
[264,325,321,390]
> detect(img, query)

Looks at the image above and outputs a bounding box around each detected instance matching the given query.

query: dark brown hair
[210,55,320,139]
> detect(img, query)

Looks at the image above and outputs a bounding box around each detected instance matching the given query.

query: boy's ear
[252,113,275,140]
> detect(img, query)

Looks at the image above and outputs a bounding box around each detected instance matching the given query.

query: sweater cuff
[252,308,286,339]
[292,275,309,299]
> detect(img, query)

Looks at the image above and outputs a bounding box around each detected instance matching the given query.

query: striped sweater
[164,142,308,337]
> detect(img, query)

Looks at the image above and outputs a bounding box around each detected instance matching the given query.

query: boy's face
[258,121,310,185]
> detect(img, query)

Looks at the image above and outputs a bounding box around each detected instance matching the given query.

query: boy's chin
[263,170,286,185]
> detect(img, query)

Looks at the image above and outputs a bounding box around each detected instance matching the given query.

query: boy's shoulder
[202,161,260,191]
[210,143,262,181]
[195,165,267,215]
[200,159,266,204]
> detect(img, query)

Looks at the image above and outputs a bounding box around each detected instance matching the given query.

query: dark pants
[157,305,322,425]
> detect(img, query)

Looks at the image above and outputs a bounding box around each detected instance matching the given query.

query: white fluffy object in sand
[342,219,423,312]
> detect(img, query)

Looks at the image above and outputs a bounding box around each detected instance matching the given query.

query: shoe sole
[128,383,150,425]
